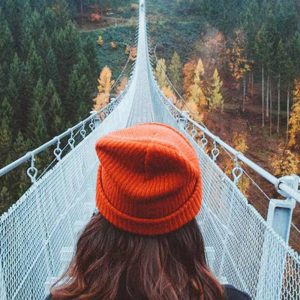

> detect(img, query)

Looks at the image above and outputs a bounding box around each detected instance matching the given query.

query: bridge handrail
[0,84,130,178]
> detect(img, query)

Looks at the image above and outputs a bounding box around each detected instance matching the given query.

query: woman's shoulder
[224,284,251,300]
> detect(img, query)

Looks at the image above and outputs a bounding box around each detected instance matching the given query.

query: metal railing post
[256,175,299,299]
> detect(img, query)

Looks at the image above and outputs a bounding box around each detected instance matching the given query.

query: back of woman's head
[51,123,224,299]
[52,214,223,299]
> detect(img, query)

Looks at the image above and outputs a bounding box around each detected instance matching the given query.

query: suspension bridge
[1,0,300,299]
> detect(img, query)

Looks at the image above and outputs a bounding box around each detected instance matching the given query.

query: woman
[47,123,251,300]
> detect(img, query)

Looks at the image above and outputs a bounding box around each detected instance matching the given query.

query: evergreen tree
[168,52,182,91]
[66,68,91,122]
[291,33,300,78]
[12,131,31,199]
[44,7,57,35]
[51,0,71,28]
[8,54,24,126]
[73,66,91,120]
[0,19,13,63]
[44,80,63,136]
[155,58,168,89]
[53,22,80,96]
[21,10,44,58]
[83,36,99,81]
[45,48,60,88]
[242,0,261,60]
[208,68,224,112]
[0,98,13,165]
[26,41,43,87]
[37,30,51,61]
[0,65,6,100]
[28,78,47,144]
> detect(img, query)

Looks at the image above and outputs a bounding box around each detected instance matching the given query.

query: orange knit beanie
[95,122,202,235]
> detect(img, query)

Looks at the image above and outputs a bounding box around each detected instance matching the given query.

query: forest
[0,0,299,241]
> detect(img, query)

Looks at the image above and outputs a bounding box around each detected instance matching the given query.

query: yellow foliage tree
[228,30,250,82]
[183,60,197,96]
[288,80,300,151]
[125,45,130,55]
[155,58,168,89]
[97,35,103,47]
[129,46,137,61]
[271,146,299,176]
[93,66,115,111]
[162,86,177,104]
[116,77,128,95]
[225,132,248,176]
[208,68,224,112]
[168,51,182,90]
[187,59,207,108]
[224,132,250,196]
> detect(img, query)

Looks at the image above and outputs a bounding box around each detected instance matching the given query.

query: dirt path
[78,16,138,32]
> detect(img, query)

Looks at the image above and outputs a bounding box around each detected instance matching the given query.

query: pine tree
[37,30,51,61]
[53,22,80,96]
[0,65,6,100]
[83,36,99,81]
[288,80,300,151]
[291,33,300,78]
[208,68,224,112]
[168,52,182,90]
[93,66,114,111]
[26,41,43,87]
[28,78,47,144]
[228,30,251,112]
[44,80,63,136]
[8,54,24,129]
[155,58,168,88]
[0,98,13,166]
[66,69,80,123]
[52,0,71,28]
[275,40,292,133]
[21,10,44,58]
[0,19,13,63]
[45,48,60,88]
[12,132,31,199]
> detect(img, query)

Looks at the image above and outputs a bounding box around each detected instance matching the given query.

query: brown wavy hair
[51,214,224,300]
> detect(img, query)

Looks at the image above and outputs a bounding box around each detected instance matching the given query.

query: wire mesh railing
[0,79,138,299]
[149,74,300,299]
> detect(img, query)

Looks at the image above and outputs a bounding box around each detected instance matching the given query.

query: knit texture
[95,122,202,235]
